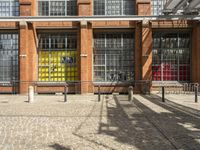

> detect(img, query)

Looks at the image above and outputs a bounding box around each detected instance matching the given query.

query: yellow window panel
[58,73,61,76]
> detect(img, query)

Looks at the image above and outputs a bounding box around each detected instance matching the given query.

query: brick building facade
[0,0,199,94]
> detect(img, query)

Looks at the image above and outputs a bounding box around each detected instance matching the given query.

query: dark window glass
[93,32,134,82]
[0,33,18,82]
[94,0,134,15]
[38,0,77,16]
[152,31,191,82]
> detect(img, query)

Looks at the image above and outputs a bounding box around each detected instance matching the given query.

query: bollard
[12,81,15,95]
[28,86,34,103]
[162,86,165,102]
[144,84,147,95]
[195,86,198,103]
[128,86,133,101]
[64,85,67,102]
[98,85,101,102]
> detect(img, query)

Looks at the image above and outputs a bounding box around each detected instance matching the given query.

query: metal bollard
[28,86,34,103]
[128,86,133,101]
[162,86,165,102]
[64,85,67,102]
[98,85,101,102]
[195,86,198,103]
[12,81,15,95]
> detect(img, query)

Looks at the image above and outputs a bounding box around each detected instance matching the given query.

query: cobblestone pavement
[133,94,200,150]
[0,94,199,150]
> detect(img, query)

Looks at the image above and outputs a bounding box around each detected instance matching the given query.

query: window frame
[37,31,78,82]
[37,0,77,16]
[0,0,19,16]
[152,30,192,82]
[93,32,135,83]
[0,32,19,84]
[93,0,135,16]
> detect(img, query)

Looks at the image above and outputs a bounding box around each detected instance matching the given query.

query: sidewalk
[0,94,199,150]
[132,94,200,150]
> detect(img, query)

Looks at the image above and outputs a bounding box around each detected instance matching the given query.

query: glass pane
[93,32,134,82]
[152,31,191,82]
[38,32,78,82]
[0,1,19,16]
[0,33,19,82]
[38,0,77,16]
[94,0,134,15]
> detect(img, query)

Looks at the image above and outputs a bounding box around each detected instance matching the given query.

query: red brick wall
[0,0,199,94]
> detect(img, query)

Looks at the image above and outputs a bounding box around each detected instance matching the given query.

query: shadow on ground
[98,95,175,150]
[134,94,200,150]
[71,93,200,150]
[49,143,72,150]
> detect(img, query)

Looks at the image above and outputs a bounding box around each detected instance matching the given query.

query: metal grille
[93,32,134,82]
[0,0,19,16]
[38,32,78,82]
[38,0,77,16]
[0,33,18,82]
[94,0,134,15]
[152,31,191,82]
[151,0,168,15]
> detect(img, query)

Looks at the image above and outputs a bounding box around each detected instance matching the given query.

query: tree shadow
[71,93,200,149]
[97,95,176,149]
[144,94,200,117]
[135,94,200,150]
[49,143,72,150]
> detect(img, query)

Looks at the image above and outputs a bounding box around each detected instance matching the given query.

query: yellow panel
[39,50,78,82]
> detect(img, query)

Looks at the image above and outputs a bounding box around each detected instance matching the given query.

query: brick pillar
[19,0,32,16]
[19,0,37,94]
[78,0,93,94]
[141,22,152,81]
[136,0,152,92]
[136,0,151,16]
[192,22,200,83]
[19,21,29,94]
[135,22,142,81]
[27,23,38,83]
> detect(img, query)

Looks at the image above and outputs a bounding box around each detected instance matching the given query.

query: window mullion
[49,0,50,16]
[105,34,107,82]
[9,0,11,16]
[65,0,67,16]
[178,33,180,81]
[121,0,123,15]
[105,0,106,15]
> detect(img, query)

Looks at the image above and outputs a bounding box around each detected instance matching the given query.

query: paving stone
[0,94,197,150]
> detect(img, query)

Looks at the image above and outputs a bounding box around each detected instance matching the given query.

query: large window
[152,31,191,82]
[151,0,167,15]
[0,0,19,16]
[93,32,134,82]
[0,33,18,82]
[38,32,78,82]
[38,0,77,16]
[94,0,134,15]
